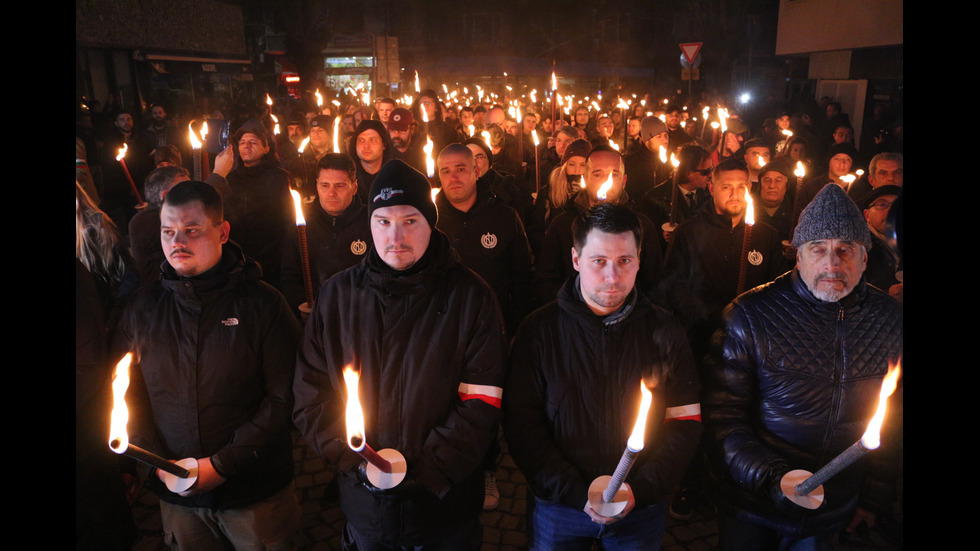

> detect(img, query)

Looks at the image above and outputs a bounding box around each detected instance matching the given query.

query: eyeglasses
[868,200,893,210]
[473,154,487,161]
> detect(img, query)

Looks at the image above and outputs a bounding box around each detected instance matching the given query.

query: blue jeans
[717,512,833,551]
[531,497,666,551]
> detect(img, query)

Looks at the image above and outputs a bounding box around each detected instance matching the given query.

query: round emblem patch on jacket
[351,239,368,255]
[748,249,763,266]
[481,233,498,249]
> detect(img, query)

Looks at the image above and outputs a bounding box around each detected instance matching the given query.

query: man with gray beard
[704,183,902,550]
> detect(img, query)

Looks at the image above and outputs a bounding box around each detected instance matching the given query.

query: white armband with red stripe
[664,403,701,423]
[458,382,503,408]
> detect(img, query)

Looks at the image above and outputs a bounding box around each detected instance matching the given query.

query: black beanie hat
[367,160,437,228]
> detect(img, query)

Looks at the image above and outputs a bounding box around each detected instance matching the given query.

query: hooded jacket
[348,120,397,203]
[115,242,299,510]
[224,155,293,289]
[504,279,702,510]
[293,230,507,544]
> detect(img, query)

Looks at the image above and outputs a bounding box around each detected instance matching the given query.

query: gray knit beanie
[368,160,437,228]
[792,183,871,250]
[640,116,668,141]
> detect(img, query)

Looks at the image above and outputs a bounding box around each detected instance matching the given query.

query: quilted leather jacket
[704,270,902,536]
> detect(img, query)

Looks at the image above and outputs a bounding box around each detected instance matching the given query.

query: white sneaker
[483,471,500,511]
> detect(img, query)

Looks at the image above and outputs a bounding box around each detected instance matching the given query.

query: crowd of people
[76,85,903,551]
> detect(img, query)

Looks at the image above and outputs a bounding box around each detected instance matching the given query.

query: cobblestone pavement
[131,431,900,551]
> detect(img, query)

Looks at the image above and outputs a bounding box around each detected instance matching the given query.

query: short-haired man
[435,143,533,335]
[129,147,235,286]
[847,152,903,203]
[535,146,664,305]
[741,138,772,191]
[704,183,902,550]
[284,114,333,199]
[223,122,294,289]
[665,104,694,152]
[662,157,787,358]
[293,160,507,549]
[505,203,702,550]
[624,116,672,200]
[280,153,371,319]
[115,181,301,549]
[375,97,396,129]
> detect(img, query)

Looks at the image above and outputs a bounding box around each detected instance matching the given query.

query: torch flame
[842,173,857,184]
[795,161,806,179]
[344,367,366,451]
[298,136,310,154]
[289,189,306,226]
[115,143,128,161]
[188,123,202,150]
[431,188,440,203]
[744,189,755,226]
[596,173,614,201]
[579,176,586,190]
[626,381,654,451]
[861,360,902,449]
[481,131,492,150]
[266,94,273,107]
[108,353,134,453]
[532,130,540,147]
[659,145,667,164]
[782,129,793,138]
[424,136,435,177]
[333,117,341,154]
[414,70,420,93]
[551,71,557,91]
[201,121,208,140]
[315,89,323,107]
[670,153,679,168]
[468,124,475,137]
[609,139,619,151]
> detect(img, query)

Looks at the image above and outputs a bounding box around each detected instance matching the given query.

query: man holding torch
[114,180,301,549]
[504,204,702,550]
[293,159,507,549]
[704,183,903,549]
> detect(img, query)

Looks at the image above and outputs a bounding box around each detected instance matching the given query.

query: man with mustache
[662,157,787,360]
[294,160,507,549]
[703,183,903,550]
[115,181,301,549]
[505,204,702,550]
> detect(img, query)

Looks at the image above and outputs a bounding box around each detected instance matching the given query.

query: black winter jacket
[704,270,903,536]
[293,231,507,545]
[115,243,299,510]
[504,279,702,510]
